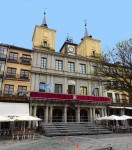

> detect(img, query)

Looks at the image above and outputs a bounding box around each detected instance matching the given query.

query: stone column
[50,76,54,93]
[49,106,53,123]
[64,106,67,123]
[99,84,102,96]
[93,108,95,119]
[101,108,104,117]
[51,55,55,70]
[88,83,92,96]
[35,74,40,92]
[37,52,41,67]
[31,73,35,91]
[64,57,68,72]
[77,107,80,122]
[75,59,79,73]
[28,105,32,128]
[76,79,80,95]
[63,77,67,94]
[33,106,37,128]
[33,52,37,66]
[45,106,49,123]
[104,108,107,116]
[90,107,93,122]
[46,75,50,93]
[47,54,51,69]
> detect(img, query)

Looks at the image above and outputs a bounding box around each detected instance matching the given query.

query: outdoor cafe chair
[18,130,24,140]
[12,131,19,140]
[24,130,30,139]
[30,130,35,139]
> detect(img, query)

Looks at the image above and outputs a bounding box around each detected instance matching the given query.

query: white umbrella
[0,115,11,122]
[106,115,126,121]
[12,115,42,121]
[96,116,108,120]
[97,114,100,118]
[121,115,132,119]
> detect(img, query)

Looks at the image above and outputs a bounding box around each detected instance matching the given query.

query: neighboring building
[29,12,110,128]
[0,43,8,95]
[2,45,33,97]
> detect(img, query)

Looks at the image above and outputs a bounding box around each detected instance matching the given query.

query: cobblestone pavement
[0,133,132,150]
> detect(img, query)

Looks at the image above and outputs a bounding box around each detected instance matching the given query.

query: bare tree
[92,38,132,101]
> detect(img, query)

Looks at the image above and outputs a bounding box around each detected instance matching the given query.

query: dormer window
[43,41,47,47]
[92,51,95,57]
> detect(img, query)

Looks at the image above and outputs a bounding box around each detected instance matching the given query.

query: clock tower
[59,35,78,55]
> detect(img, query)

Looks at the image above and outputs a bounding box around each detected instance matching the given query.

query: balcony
[20,57,31,65]
[0,54,6,61]
[7,58,18,63]
[5,74,16,79]
[122,99,129,103]
[19,75,29,80]
[30,92,110,102]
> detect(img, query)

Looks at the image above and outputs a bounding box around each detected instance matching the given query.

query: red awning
[30,92,110,102]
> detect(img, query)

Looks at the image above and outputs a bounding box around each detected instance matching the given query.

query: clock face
[69,47,74,52]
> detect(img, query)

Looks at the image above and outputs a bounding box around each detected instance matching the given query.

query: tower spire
[41,9,48,28]
[84,19,88,37]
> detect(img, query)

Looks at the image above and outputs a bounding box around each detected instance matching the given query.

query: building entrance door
[67,108,76,122]
[53,108,62,122]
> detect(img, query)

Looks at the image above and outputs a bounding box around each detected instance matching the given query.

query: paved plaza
[0,133,132,150]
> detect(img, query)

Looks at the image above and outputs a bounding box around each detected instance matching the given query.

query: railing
[0,54,6,58]
[7,58,18,62]
[20,57,31,64]
[6,74,16,78]
[20,75,29,79]
[38,116,94,123]
[2,92,28,98]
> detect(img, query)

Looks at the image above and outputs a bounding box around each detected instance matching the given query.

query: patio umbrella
[97,114,100,118]
[0,115,11,122]
[96,116,108,120]
[121,115,132,119]
[105,115,126,121]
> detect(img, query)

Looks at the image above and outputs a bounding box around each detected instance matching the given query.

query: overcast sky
[0,0,132,53]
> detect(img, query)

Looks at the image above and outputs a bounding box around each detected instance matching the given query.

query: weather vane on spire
[43,7,47,14]
[84,19,87,26]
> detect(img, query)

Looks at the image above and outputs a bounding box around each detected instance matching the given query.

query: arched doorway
[37,108,44,120]
[67,108,76,122]
[80,109,88,122]
[53,108,62,122]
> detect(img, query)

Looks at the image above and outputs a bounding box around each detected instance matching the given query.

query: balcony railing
[0,54,6,58]
[7,58,18,63]
[3,92,27,98]
[20,57,31,65]
[6,74,16,78]
[20,75,29,80]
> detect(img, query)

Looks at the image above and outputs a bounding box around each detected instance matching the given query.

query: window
[68,62,74,72]
[55,84,62,93]
[81,87,87,95]
[4,84,14,95]
[80,64,86,74]
[0,48,4,54]
[55,60,63,71]
[92,51,95,57]
[104,68,109,74]
[18,86,27,94]
[107,93,113,103]
[95,88,99,96]
[112,68,116,74]
[22,54,31,63]
[7,68,16,77]
[93,66,97,75]
[9,52,18,61]
[41,58,47,68]
[39,82,45,92]
[68,85,75,94]
[20,70,29,79]
[43,41,47,47]
[122,94,126,103]
[106,80,111,88]
[113,81,118,89]
[115,93,120,103]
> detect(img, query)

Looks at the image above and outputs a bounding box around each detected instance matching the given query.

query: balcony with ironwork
[19,74,29,80]
[0,54,6,61]
[20,57,32,65]
[5,73,16,79]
